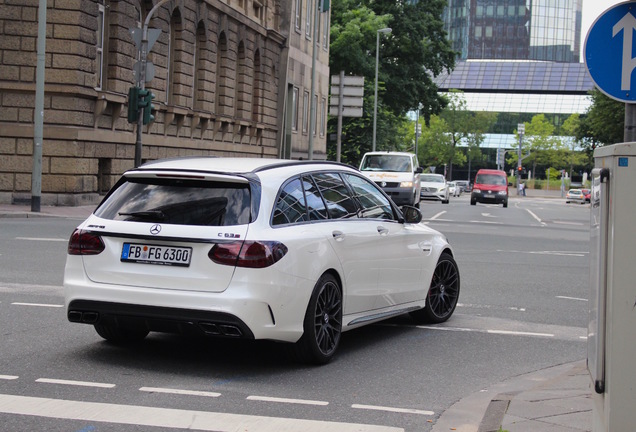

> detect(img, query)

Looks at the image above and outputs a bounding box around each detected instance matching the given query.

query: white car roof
[129,157,359,181]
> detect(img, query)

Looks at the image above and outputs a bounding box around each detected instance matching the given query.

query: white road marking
[418,325,554,339]
[429,211,446,220]
[468,220,503,225]
[247,395,329,406]
[553,221,585,226]
[487,329,554,338]
[556,296,588,302]
[140,387,221,398]
[0,375,18,380]
[36,378,115,389]
[525,209,546,226]
[352,404,434,416]
[0,394,401,432]
[15,237,67,242]
[497,249,587,257]
[458,303,526,312]
[11,302,63,308]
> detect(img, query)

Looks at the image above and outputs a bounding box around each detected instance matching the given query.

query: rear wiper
[118,210,165,221]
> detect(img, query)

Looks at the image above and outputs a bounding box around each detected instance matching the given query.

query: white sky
[581,0,623,56]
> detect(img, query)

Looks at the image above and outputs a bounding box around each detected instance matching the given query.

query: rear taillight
[67,229,105,255]
[209,241,288,268]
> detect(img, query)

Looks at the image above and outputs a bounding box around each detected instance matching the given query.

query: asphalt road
[0,196,590,431]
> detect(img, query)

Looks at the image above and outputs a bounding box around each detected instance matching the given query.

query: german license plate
[484,194,495,198]
[121,243,192,267]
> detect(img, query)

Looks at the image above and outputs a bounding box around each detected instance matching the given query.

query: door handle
[377,226,389,235]
[332,230,345,241]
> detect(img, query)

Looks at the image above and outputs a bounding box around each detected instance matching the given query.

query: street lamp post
[372,27,391,152]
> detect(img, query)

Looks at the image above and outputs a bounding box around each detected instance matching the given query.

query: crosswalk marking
[0,394,404,432]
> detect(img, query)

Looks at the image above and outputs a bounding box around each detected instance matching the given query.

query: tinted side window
[342,174,394,220]
[95,178,251,226]
[272,178,308,226]
[301,175,328,221]
[312,172,359,219]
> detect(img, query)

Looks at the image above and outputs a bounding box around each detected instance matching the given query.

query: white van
[359,151,422,207]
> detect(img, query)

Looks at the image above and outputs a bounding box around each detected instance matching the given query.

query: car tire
[94,324,149,344]
[410,252,460,324]
[290,273,342,365]
[470,198,476,205]
[503,201,508,208]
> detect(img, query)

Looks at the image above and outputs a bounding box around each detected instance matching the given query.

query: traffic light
[127,86,139,123]
[138,89,156,125]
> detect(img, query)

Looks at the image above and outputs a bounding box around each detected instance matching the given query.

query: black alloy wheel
[411,252,460,324]
[291,273,342,365]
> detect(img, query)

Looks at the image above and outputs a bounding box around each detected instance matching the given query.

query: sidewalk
[0,203,95,219]
[432,360,592,432]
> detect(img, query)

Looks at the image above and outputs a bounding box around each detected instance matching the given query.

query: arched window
[96,0,110,90]
[193,21,206,111]
[252,49,261,123]
[236,41,250,120]
[167,8,183,105]
[215,32,233,117]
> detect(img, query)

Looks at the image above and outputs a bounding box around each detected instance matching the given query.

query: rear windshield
[94,178,252,226]
[475,174,507,186]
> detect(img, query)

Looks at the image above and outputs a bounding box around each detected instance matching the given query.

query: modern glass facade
[443,0,582,62]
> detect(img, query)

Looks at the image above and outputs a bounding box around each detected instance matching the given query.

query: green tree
[327,0,455,164]
[560,113,589,176]
[515,114,561,177]
[577,88,624,148]
[439,91,497,179]
[418,115,466,172]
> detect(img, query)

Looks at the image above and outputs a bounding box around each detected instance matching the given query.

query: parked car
[63,158,460,364]
[470,169,509,208]
[420,174,450,203]
[359,152,422,207]
[448,181,461,197]
[566,188,586,204]
[581,188,591,203]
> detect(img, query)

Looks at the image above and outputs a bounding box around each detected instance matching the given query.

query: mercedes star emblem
[150,224,162,235]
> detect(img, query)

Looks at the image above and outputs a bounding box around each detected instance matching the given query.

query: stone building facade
[0,0,330,205]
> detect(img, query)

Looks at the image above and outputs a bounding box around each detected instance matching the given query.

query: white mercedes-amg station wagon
[64,158,460,364]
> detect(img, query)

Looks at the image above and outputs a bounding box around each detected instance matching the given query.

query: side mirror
[401,205,423,224]
[508,182,513,186]
[415,166,423,174]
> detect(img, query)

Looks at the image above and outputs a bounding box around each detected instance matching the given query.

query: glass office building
[444,0,582,63]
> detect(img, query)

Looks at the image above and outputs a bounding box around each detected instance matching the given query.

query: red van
[470,169,509,208]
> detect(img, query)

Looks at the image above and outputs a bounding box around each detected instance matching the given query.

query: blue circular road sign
[585,1,636,102]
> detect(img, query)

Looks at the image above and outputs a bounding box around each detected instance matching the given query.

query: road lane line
[556,296,588,302]
[0,394,401,432]
[352,404,434,416]
[247,395,328,406]
[11,302,64,308]
[36,378,115,389]
[525,209,546,226]
[487,329,554,338]
[418,326,555,339]
[0,375,18,380]
[140,387,221,398]
[429,211,446,220]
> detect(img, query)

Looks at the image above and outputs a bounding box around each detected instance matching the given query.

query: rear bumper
[63,257,312,343]
[67,299,254,338]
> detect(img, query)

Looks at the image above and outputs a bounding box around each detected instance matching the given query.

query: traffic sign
[585,2,636,103]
